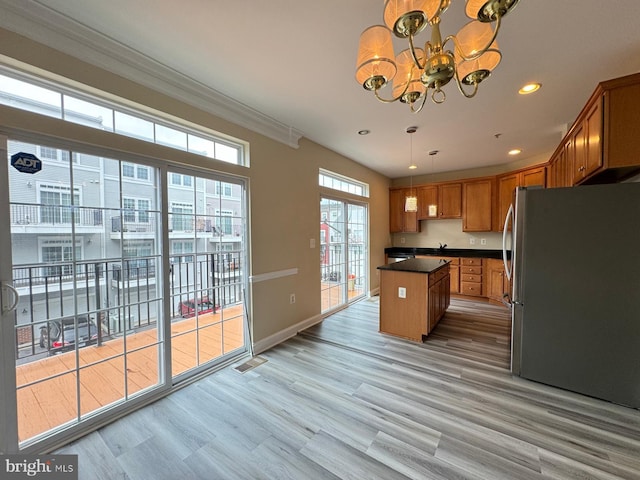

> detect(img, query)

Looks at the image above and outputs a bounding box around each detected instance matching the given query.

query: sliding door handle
[1,282,19,313]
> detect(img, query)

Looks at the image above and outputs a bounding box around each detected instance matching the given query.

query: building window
[170,173,192,187]
[122,240,154,274]
[40,239,81,277]
[215,209,233,235]
[214,181,233,196]
[37,146,75,164]
[123,198,151,223]
[39,184,80,224]
[170,240,194,263]
[171,203,193,231]
[122,163,150,181]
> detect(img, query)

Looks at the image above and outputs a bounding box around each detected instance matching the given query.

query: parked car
[39,316,102,354]
[179,297,217,318]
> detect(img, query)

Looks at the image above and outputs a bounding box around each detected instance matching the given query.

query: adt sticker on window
[10,152,42,174]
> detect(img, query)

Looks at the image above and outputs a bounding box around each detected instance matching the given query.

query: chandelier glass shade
[355,0,519,112]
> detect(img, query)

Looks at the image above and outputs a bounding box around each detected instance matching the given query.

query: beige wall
[0,28,391,348]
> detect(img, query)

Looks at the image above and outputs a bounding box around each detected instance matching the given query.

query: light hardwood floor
[56,297,640,480]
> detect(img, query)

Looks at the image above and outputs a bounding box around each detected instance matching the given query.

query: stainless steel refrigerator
[503,182,640,409]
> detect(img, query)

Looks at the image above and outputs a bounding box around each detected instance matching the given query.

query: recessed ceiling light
[409,164,417,170]
[358,129,370,135]
[519,83,541,95]
[508,149,522,155]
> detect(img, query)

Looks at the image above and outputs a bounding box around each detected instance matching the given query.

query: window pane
[0,74,62,118]
[122,164,135,178]
[63,95,114,131]
[136,166,149,180]
[188,134,215,157]
[114,111,154,141]
[156,124,187,150]
[215,143,239,164]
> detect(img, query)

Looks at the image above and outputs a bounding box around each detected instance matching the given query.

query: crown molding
[0,0,303,149]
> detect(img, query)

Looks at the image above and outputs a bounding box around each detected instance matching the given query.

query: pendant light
[404,126,418,212]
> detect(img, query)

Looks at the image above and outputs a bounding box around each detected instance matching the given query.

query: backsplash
[392,219,503,249]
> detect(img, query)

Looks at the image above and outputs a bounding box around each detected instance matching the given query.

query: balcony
[110,216,156,239]
[10,204,104,234]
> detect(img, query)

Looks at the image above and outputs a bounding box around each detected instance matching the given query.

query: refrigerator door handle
[502,203,514,281]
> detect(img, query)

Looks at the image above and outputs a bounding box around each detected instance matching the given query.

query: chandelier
[355,0,520,112]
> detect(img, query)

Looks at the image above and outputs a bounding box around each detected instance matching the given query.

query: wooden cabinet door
[572,122,587,182]
[439,183,462,218]
[389,188,419,233]
[521,166,546,187]
[462,179,493,232]
[487,259,505,302]
[417,185,438,220]
[389,189,404,233]
[449,264,459,294]
[497,173,518,231]
[585,99,603,176]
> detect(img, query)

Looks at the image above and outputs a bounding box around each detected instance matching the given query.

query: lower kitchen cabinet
[428,267,450,333]
[417,256,459,294]
[460,257,484,297]
[486,258,510,305]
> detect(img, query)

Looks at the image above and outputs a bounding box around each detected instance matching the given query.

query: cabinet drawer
[461,282,483,296]
[461,258,483,266]
[429,266,449,286]
[460,266,482,275]
[461,274,482,283]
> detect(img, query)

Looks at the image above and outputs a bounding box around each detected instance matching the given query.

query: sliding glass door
[1,139,164,448]
[320,197,367,312]
[167,168,247,381]
[0,137,249,452]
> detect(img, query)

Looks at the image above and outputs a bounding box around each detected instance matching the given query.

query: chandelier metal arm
[409,91,429,113]
[453,69,480,99]
[373,68,414,103]
[408,33,426,70]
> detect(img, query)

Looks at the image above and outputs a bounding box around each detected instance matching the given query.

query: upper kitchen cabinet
[563,72,640,185]
[548,137,573,188]
[496,165,546,231]
[389,187,420,233]
[417,182,462,220]
[462,177,494,232]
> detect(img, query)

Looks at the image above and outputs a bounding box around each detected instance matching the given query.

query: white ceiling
[1,1,640,179]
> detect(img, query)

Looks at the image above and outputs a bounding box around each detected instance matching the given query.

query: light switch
[398,287,406,298]
[310,238,316,248]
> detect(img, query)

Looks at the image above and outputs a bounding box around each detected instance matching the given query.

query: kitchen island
[377,258,450,342]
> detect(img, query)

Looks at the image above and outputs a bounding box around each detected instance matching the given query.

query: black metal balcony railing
[11,204,103,226]
[13,251,244,363]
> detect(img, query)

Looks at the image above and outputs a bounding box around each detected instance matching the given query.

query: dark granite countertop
[377,257,449,274]
[385,247,509,260]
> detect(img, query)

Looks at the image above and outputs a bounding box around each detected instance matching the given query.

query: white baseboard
[252,313,323,354]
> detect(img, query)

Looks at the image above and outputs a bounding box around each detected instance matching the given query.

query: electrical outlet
[398,287,406,299]
[480,238,487,245]
[400,237,406,244]
[310,238,316,248]
[470,238,476,245]
[290,293,296,304]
